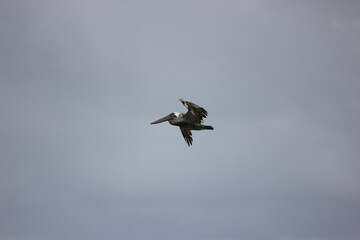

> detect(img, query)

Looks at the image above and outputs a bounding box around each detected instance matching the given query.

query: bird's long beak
[150,113,176,124]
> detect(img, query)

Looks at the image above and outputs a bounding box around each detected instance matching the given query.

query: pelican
[151,98,214,146]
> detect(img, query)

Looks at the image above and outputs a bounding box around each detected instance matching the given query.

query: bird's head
[150,112,179,124]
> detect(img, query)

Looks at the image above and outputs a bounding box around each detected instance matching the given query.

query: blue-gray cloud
[1,1,360,240]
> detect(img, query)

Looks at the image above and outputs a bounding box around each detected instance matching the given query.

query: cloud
[1,1,360,240]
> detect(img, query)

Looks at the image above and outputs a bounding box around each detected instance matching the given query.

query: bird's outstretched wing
[180,127,193,146]
[180,99,208,123]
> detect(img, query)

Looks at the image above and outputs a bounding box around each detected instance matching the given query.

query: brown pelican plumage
[151,99,214,146]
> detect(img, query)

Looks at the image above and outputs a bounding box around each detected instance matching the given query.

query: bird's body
[151,99,214,146]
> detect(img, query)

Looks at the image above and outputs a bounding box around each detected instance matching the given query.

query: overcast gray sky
[1,1,360,240]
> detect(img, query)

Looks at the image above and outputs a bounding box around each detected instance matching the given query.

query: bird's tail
[203,125,214,130]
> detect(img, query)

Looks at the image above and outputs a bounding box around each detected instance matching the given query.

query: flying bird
[150,98,214,146]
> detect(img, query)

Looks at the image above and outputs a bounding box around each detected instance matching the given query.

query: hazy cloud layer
[1,1,360,240]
